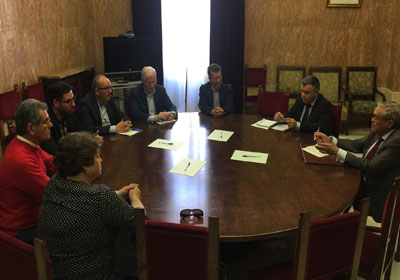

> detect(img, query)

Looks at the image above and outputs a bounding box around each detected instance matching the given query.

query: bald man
[78,75,132,135]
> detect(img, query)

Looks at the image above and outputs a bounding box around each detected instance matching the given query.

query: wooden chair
[276,66,306,109]
[257,91,289,118]
[34,238,53,280]
[244,64,267,114]
[249,198,370,280]
[0,231,38,280]
[22,82,45,102]
[358,177,400,280]
[345,67,386,126]
[309,66,348,135]
[134,208,219,280]
[332,104,342,138]
[0,85,22,152]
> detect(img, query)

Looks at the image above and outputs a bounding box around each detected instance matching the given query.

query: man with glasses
[199,63,233,117]
[129,66,177,122]
[274,75,333,135]
[0,99,58,245]
[40,81,82,155]
[314,102,400,222]
[78,75,132,135]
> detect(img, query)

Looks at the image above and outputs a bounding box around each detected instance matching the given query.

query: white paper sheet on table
[118,130,141,136]
[231,150,268,164]
[302,145,329,158]
[251,119,276,130]
[169,158,207,176]
[156,119,176,125]
[271,123,289,131]
[207,129,234,142]
[148,139,183,151]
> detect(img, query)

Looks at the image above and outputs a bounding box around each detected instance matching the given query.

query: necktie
[365,138,383,160]
[302,104,311,123]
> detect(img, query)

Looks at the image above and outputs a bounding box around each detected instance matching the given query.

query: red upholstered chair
[0,85,22,152]
[134,208,219,280]
[0,231,38,280]
[358,177,400,280]
[22,82,45,102]
[249,198,370,280]
[332,104,342,138]
[244,64,267,113]
[257,91,289,118]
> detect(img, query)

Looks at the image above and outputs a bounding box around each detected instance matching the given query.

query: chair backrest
[257,91,289,117]
[361,177,400,279]
[22,82,45,102]
[293,198,370,280]
[34,238,53,280]
[0,85,22,152]
[134,208,219,280]
[309,67,342,105]
[0,231,39,280]
[332,104,342,138]
[276,66,306,98]
[346,67,377,100]
[244,65,267,103]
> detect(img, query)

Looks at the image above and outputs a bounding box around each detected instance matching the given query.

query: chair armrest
[375,89,386,102]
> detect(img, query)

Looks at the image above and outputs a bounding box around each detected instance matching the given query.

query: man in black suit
[129,66,177,122]
[78,75,132,135]
[198,63,234,117]
[274,75,333,135]
[315,102,400,222]
[40,81,82,155]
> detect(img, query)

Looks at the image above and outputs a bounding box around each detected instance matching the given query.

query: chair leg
[394,234,400,262]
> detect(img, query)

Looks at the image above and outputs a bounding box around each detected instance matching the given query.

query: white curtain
[161,0,210,112]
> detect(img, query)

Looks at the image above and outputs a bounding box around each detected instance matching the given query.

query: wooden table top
[96,112,360,242]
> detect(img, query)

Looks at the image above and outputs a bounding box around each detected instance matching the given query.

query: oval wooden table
[96,112,360,242]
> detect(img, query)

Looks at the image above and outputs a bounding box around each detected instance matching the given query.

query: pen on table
[220,131,223,138]
[184,161,191,171]
[313,127,320,141]
[159,141,174,145]
[242,155,260,158]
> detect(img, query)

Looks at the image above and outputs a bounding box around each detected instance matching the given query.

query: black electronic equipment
[103,36,155,80]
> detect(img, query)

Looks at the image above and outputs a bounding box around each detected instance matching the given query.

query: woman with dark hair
[38,132,144,280]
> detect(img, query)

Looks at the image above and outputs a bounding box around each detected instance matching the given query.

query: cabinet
[110,80,141,113]
[39,66,95,103]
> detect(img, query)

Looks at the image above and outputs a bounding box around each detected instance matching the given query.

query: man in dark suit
[78,75,132,135]
[198,63,234,117]
[40,81,82,155]
[315,102,400,222]
[129,66,177,122]
[274,75,333,135]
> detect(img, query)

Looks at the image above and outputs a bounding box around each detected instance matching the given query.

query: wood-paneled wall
[245,0,400,91]
[0,0,132,93]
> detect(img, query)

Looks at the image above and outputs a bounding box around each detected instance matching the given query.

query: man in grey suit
[314,102,400,222]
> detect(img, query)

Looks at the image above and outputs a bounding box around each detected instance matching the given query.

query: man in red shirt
[0,99,57,245]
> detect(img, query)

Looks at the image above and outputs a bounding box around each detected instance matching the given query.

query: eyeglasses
[97,86,113,91]
[180,209,204,218]
[60,97,76,104]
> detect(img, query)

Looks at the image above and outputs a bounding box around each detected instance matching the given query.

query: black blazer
[338,129,400,222]
[77,92,130,135]
[198,82,234,116]
[284,94,333,135]
[40,108,82,155]
[129,84,177,122]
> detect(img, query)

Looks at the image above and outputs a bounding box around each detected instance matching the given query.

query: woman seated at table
[38,132,145,280]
